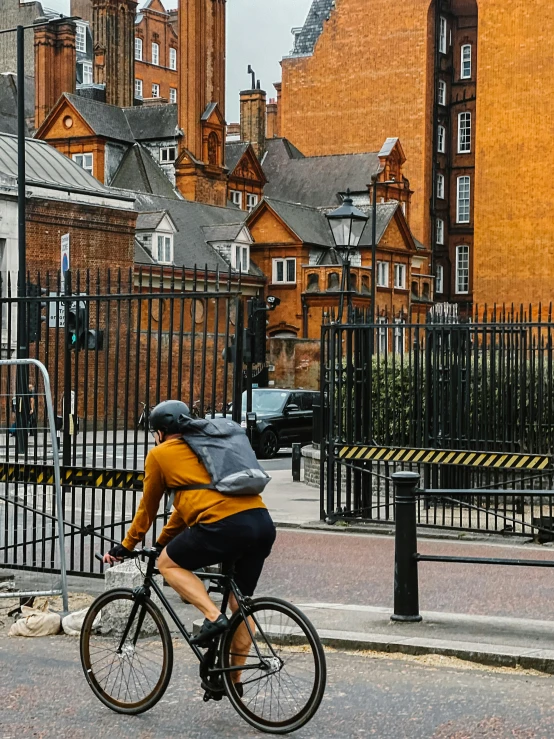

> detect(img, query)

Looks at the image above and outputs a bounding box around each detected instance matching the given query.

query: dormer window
[233,244,250,272]
[160,147,177,163]
[155,234,173,264]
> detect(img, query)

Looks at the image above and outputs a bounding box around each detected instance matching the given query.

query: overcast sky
[43,0,313,120]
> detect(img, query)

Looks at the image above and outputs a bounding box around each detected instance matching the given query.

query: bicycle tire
[80,588,173,715]
[220,596,326,734]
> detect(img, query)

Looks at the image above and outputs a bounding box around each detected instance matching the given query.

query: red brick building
[133,0,178,104]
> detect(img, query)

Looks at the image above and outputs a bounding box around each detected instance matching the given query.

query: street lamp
[326,190,369,322]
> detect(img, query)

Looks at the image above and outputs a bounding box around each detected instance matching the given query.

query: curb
[273,519,543,548]
[313,629,554,674]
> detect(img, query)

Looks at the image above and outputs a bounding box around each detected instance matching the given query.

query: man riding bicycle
[103,399,276,656]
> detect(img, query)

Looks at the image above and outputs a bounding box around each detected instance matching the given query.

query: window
[135,79,143,98]
[82,62,93,85]
[169,47,177,70]
[394,264,407,289]
[458,112,471,153]
[436,218,444,245]
[438,79,447,106]
[230,190,243,209]
[169,87,177,104]
[273,258,296,284]
[155,234,173,264]
[76,22,87,53]
[72,153,93,176]
[436,265,444,294]
[461,44,472,79]
[394,319,405,354]
[436,173,445,199]
[439,17,448,54]
[160,147,177,163]
[152,83,160,98]
[376,261,389,287]
[246,193,259,213]
[135,37,143,61]
[457,176,471,223]
[152,42,159,66]
[233,245,249,272]
[437,124,446,154]
[456,245,470,294]
[378,318,388,355]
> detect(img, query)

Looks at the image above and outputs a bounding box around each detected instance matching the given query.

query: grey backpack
[166,416,271,508]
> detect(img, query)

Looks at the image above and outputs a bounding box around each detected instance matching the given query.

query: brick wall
[134,0,179,103]
[281,0,435,246]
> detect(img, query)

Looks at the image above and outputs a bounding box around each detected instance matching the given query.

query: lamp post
[326,190,369,323]
[370,173,398,326]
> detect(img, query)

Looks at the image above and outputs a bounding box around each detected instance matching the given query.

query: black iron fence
[320,310,554,535]
[0,268,246,576]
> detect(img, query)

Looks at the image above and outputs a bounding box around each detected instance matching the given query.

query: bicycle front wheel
[80,588,173,715]
[221,597,326,734]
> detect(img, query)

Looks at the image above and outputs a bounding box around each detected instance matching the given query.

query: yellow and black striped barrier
[0,463,144,491]
[337,445,551,471]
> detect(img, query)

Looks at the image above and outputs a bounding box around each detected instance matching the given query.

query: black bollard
[391,471,423,623]
[292,443,302,482]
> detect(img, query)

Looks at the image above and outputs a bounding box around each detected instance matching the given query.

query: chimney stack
[93,0,137,107]
[240,67,267,160]
[34,18,77,130]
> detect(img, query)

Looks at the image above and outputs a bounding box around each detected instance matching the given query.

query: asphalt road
[1,636,554,738]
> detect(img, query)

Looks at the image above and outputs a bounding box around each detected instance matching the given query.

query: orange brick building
[134,0,179,104]
[279,0,554,312]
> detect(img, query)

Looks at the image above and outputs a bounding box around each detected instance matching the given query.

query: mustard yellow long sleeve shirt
[122,437,266,550]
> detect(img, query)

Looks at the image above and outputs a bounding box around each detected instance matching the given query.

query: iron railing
[0,267,246,576]
[321,308,554,535]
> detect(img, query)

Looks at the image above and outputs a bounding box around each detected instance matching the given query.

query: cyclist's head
[149,400,190,437]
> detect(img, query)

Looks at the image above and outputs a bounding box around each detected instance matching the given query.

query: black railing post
[292,443,301,482]
[391,471,423,623]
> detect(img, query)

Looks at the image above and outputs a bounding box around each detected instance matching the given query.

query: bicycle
[80,548,326,734]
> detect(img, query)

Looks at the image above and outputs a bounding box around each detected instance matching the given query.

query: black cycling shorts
[165,508,276,596]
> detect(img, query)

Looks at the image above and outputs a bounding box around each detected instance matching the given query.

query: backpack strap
[165,485,213,514]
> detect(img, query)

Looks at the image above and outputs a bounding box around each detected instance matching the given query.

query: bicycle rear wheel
[80,588,173,715]
[220,597,326,734]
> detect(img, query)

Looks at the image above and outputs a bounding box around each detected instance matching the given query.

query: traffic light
[27,282,47,343]
[67,299,104,351]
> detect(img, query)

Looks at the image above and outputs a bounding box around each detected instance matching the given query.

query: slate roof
[0,132,121,196]
[115,190,261,276]
[262,138,380,208]
[64,94,135,143]
[111,143,179,198]
[0,74,35,137]
[260,197,400,249]
[289,0,335,56]
[135,238,156,264]
[136,211,172,231]
[225,142,250,174]
[202,223,245,242]
[123,103,178,141]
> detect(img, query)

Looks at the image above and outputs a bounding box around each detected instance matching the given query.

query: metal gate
[0,267,246,576]
[320,312,554,535]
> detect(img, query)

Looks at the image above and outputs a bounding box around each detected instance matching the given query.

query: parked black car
[241,389,319,459]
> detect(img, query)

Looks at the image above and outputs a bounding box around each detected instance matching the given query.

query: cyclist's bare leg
[158,550,221,622]
[229,593,255,684]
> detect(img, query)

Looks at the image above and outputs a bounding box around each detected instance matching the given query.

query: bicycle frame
[120,551,279,679]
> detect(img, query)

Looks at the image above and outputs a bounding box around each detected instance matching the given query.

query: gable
[228,146,267,186]
[36,99,95,141]
[248,204,300,245]
[381,210,416,252]
[202,103,225,128]
[145,0,168,13]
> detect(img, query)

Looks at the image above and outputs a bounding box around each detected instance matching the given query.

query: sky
[42,0,314,121]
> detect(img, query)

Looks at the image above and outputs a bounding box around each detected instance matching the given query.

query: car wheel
[258,429,279,459]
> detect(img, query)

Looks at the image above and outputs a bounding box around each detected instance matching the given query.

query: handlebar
[94,548,160,565]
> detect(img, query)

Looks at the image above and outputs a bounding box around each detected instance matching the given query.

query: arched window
[307,273,320,292]
[327,272,340,291]
[361,275,370,294]
[423,283,430,300]
[411,281,419,297]
[350,274,358,292]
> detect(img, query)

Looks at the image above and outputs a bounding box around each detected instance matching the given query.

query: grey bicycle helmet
[149,400,191,435]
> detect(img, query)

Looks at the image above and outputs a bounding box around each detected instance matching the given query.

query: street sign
[49,292,65,328]
[61,233,70,288]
